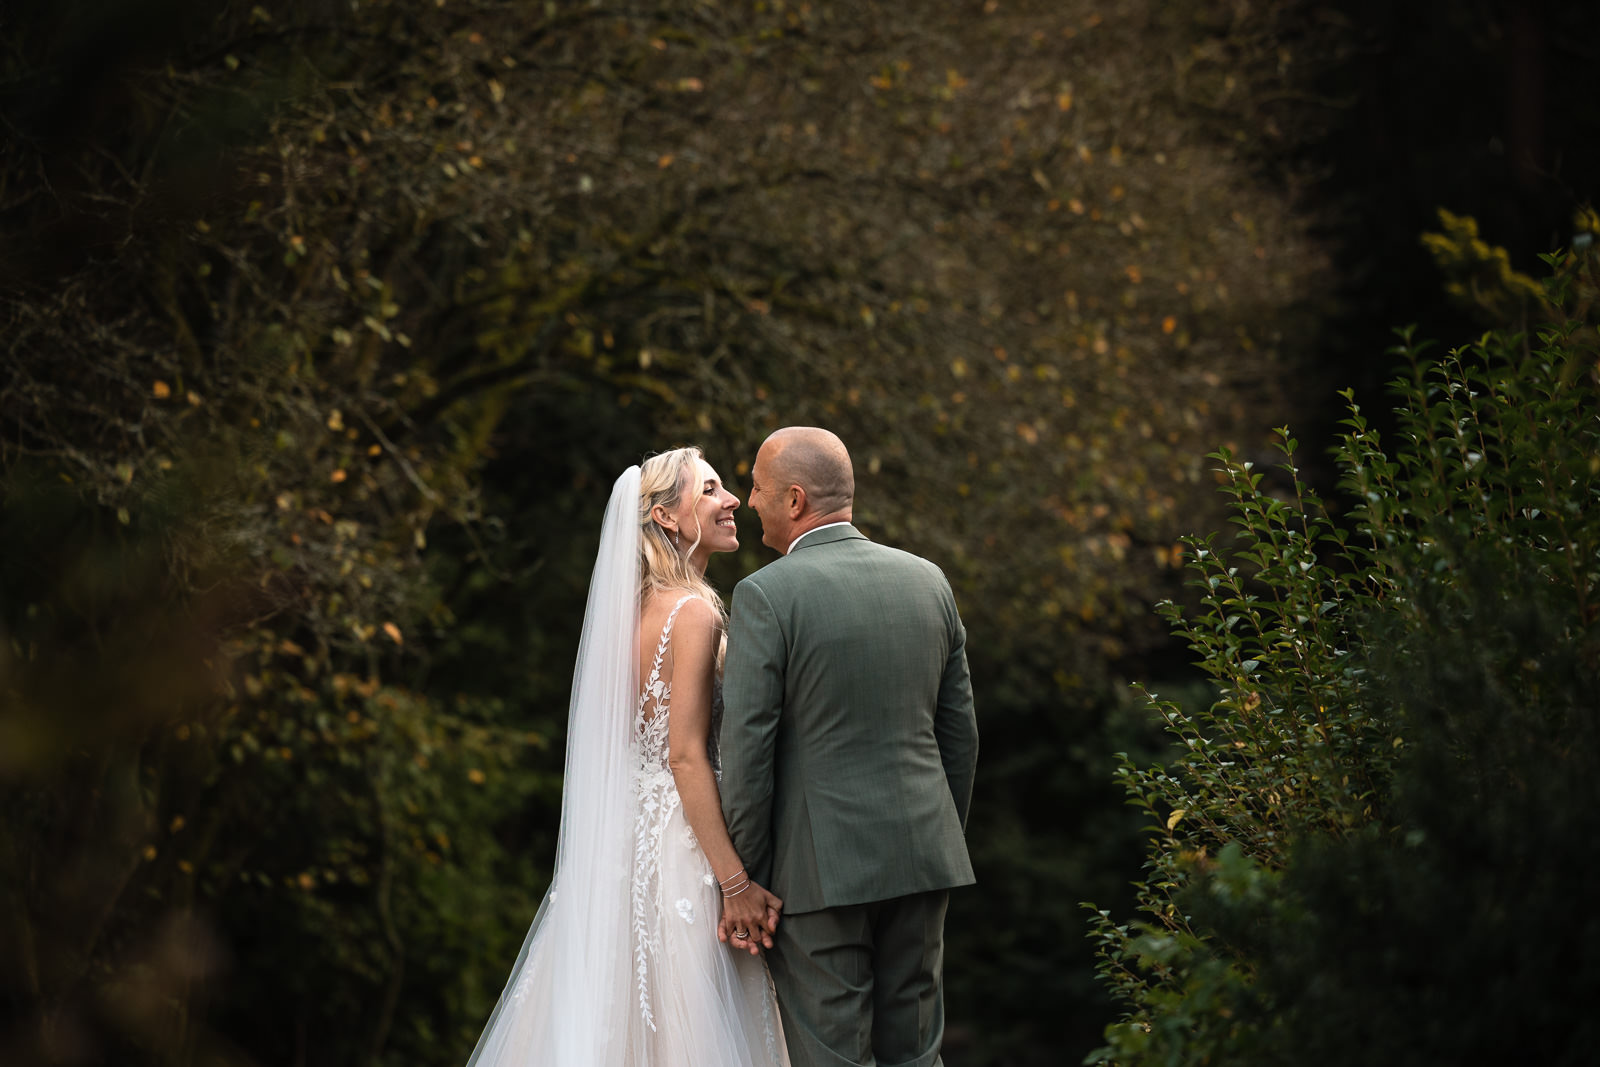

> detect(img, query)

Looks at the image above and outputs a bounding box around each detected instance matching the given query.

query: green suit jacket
[720,524,978,915]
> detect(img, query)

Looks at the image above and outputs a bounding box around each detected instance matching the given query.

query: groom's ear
[787,485,807,517]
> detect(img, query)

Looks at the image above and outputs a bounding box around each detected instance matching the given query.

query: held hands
[715,870,782,957]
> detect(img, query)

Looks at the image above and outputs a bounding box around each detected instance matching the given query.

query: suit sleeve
[719,578,786,886]
[934,582,978,829]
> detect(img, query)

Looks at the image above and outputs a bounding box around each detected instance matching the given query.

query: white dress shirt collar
[787,521,853,555]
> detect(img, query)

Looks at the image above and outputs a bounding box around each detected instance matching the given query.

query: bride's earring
[673,529,680,549]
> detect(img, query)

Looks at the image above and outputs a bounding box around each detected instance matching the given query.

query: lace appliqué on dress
[630,594,694,1033]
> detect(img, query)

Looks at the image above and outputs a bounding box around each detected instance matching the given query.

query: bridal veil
[465,465,643,1066]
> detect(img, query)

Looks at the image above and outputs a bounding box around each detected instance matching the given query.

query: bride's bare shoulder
[641,589,719,637]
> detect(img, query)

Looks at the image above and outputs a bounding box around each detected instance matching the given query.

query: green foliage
[1086,251,1600,1064]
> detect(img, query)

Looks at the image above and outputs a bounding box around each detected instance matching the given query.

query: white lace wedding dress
[626,594,787,1066]
[464,556,787,1067]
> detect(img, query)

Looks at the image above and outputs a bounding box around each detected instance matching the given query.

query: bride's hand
[717,880,783,956]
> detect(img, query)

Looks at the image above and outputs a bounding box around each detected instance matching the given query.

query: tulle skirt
[629,797,787,1066]
[467,784,787,1067]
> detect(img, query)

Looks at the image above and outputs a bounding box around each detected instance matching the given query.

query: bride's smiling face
[668,459,740,559]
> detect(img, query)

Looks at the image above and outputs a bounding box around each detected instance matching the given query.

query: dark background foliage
[2,2,1598,1065]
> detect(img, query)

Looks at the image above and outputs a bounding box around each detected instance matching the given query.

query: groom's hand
[717,881,783,956]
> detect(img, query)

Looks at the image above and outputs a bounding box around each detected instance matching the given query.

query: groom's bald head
[749,427,854,552]
[763,427,854,518]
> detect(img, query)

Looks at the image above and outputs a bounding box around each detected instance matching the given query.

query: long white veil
[465,465,642,1066]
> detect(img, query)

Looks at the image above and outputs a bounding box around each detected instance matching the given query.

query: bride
[465,448,790,1067]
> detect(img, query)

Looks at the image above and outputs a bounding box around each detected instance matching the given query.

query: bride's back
[636,588,699,721]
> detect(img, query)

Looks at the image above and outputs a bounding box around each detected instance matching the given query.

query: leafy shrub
[1086,247,1600,1065]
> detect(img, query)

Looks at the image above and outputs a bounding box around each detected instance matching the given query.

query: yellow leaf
[657,154,674,169]
[330,469,347,483]
[152,380,171,398]
[1166,808,1186,830]
[382,621,403,645]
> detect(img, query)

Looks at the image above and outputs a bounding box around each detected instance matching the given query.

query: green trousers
[766,890,949,1067]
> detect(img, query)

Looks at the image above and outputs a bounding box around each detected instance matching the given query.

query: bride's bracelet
[717,867,747,887]
[721,880,752,898]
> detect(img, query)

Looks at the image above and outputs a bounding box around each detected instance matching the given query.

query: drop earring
[673,529,680,549]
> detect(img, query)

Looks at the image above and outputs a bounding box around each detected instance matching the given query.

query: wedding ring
[734,930,750,940]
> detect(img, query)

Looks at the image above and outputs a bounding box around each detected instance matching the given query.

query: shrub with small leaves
[1086,248,1600,1066]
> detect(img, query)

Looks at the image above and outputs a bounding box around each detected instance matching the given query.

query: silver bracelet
[722,880,752,898]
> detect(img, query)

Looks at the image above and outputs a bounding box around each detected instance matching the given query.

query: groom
[719,427,978,1067]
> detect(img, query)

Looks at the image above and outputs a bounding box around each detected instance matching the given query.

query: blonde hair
[638,446,726,621]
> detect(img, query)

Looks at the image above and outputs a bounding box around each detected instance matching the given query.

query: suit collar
[787,523,865,553]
